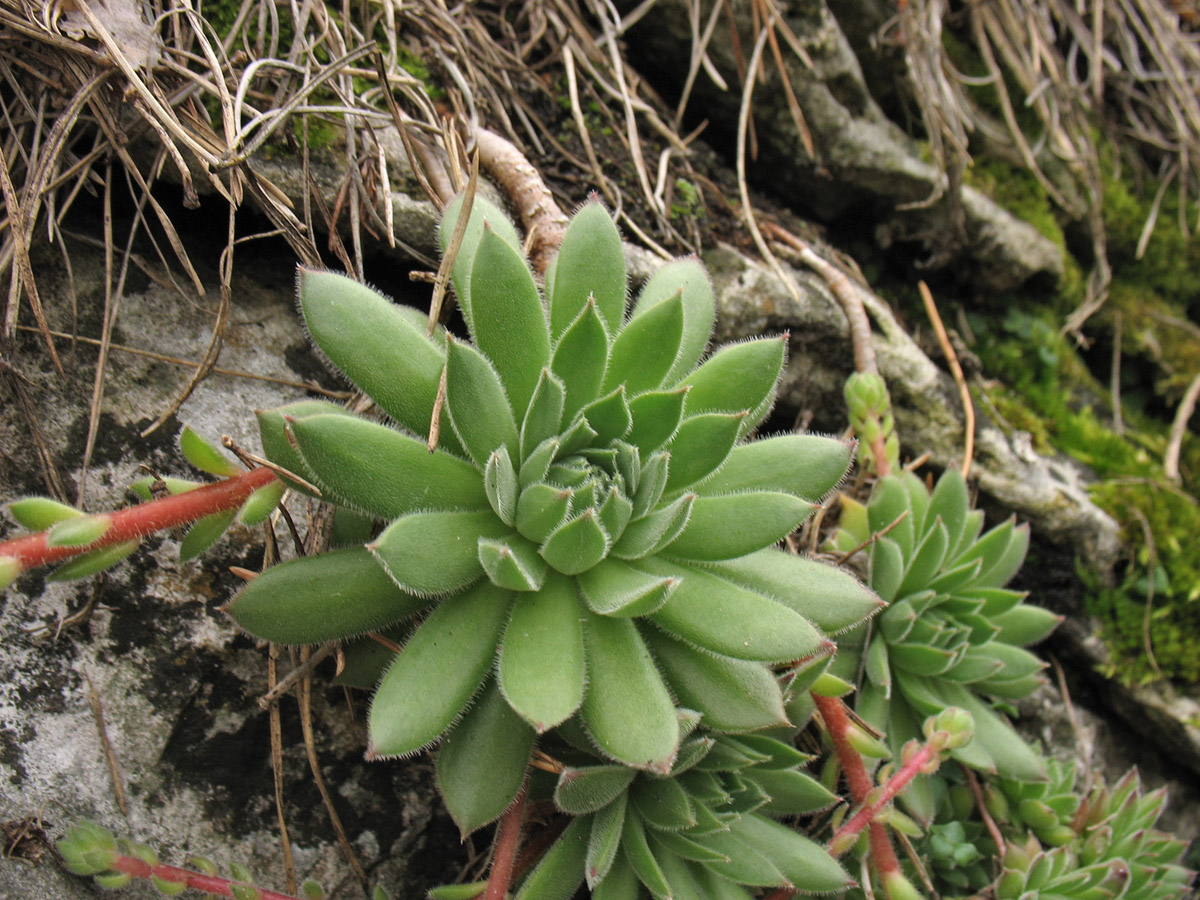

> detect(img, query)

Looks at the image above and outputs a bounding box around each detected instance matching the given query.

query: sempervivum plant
[826,468,1062,818]
[227,194,882,837]
[522,723,849,900]
[996,769,1191,900]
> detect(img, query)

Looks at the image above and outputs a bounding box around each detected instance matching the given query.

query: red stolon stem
[484,778,529,900]
[813,694,906,884]
[110,851,303,899]
[0,467,278,575]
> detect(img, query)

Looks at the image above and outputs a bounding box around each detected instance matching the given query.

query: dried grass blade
[0,138,62,373]
[735,26,802,306]
[428,151,477,335]
[140,188,234,437]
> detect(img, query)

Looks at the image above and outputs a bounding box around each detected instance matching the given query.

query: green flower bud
[56,821,120,876]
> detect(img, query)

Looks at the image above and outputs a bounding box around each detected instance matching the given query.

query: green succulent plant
[826,468,1063,819]
[521,722,850,900]
[995,759,1083,848]
[997,769,1191,900]
[226,194,882,844]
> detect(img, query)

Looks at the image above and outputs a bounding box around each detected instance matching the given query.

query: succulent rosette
[827,469,1062,818]
[519,721,849,900]
[228,195,881,836]
[996,769,1191,900]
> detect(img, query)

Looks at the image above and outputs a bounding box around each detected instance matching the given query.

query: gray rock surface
[702,238,1122,572]
[621,0,1064,294]
[0,237,461,899]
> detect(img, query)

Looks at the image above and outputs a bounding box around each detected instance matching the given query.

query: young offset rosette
[523,720,849,899]
[827,469,1062,819]
[228,195,880,835]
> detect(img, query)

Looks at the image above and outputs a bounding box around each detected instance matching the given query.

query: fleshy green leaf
[979,521,1030,587]
[237,480,286,527]
[626,389,688,452]
[991,604,1061,646]
[577,557,679,617]
[445,337,520,468]
[598,487,633,543]
[179,425,240,477]
[663,413,746,492]
[440,191,523,332]
[631,257,714,386]
[46,514,111,548]
[555,765,637,815]
[255,400,356,495]
[514,814,589,900]
[673,336,785,426]
[332,625,408,689]
[128,476,202,502]
[896,519,950,598]
[179,510,236,561]
[47,540,140,581]
[297,269,459,453]
[371,510,508,596]
[733,814,852,892]
[519,437,561,489]
[552,299,610,425]
[478,534,547,591]
[630,451,670,520]
[610,492,694,560]
[900,675,1046,781]
[368,581,512,757]
[499,574,586,731]
[650,828,729,865]
[645,629,788,733]
[515,482,573,543]
[522,369,567,458]
[8,497,83,531]
[586,791,628,886]
[665,492,813,560]
[581,612,679,771]
[540,509,610,575]
[868,477,915,559]
[631,777,695,831]
[621,811,672,898]
[926,468,969,552]
[549,200,626,337]
[648,832,708,898]
[642,558,825,662]
[591,850,641,900]
[583,387,632,444]
[484,446,519,526]
[290,415,487,519]
[57,821,120,875]
[705,549,884,635]
[755,768,840,814]
[428,883,488,900]
[0,557,19,591]
[469,223,551,413]
[437,677,535,837]
[698,434,854,501]
[227,547,432,643]
[604,289,684,395]
[695,826,788,887]
[870,537,906,604]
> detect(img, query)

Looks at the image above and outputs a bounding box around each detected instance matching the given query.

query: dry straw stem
[736,23,805,308]
[918,281,975,479]
[267,644,298,896]
[1164,371,1200,483]
[764,222,878,377]
[84,672,129,818]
